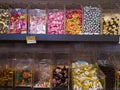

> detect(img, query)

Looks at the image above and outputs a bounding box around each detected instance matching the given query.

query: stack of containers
[72,51,105,90]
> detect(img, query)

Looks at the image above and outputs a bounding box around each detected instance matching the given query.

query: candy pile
[83,6,101,34]
[52,66,68,88]
[15,70,32,87]
[29,9,46,34]
[48,9,65,34]
[10,9,27,34]
[103,15,119,35]
[0,68,13,86]
[0,9,9,34]
[66,9,82,35]
[116,69,120,88]
[72,61,103,90]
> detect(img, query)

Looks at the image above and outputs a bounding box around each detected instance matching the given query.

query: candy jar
[83,6,101,35]
[52,52,70,89]
[72,51,105,90]
[15,52,33,87]
[33,52,52,88]
[47,6,65,34]
[102,13,120,35]
[0,6,9,34]
[65,6,82,35]
[10,8,27,34]
[28,9,46,34]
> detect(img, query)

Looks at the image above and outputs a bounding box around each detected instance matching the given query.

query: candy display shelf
[0,34,119,43]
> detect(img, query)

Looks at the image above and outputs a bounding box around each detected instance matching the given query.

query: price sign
[26,36,36,44]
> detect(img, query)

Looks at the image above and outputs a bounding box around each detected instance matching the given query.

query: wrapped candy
[29,9,46,34]
[83,6,101,34]
[10,9,27,34]
[47,9,65,34]
[102,14,120,35]
[72,61,103,90]
[0,8,9,34]
[66,9,82,35]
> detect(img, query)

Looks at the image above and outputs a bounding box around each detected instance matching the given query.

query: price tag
[119,36,120,44]
[26,36,36,44]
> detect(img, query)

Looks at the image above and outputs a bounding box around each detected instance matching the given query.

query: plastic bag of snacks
[29,9,46,34]
[102,13,120,35]
[34,52,52,88]
[0,6,9,34]
[65,9,82,35]
[15,53,33,87]
[83,6,101,35]
[52,52,69,88]
[0,53,14,87]
[72,51,105,90]
[47,8,65,34]
[10,8,27,34]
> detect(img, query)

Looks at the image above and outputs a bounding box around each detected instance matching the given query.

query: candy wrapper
[10,9,27,34]
[66,9,82,35]
[0,8,9,34]
[72,61,103,90]
[83,6,101,35]
[29,9,46,34]
[47,9,65,34]
[102,13,120,35]
[15,58,33,87]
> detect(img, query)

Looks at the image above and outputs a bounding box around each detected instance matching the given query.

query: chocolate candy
[29,9,46,34]
[10,9,27,34]
[47,9,65,34]
[102,14,119,35]
[83,6,101,34]
[52,66,68,88]
[15,70,32,87]
[0,9,9,34]
[72,61,103,90]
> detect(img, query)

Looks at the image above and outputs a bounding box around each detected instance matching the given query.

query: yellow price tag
[26,36,36,44]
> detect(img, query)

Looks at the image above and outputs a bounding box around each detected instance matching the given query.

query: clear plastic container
[10,8,27,34]
[33,52,52,88]
[52,52,70,89]
[28,9,46,34]
[72,51,105,90]
[15,52,33,87]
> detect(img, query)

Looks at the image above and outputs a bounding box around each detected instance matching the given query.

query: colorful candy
[66,9,82,35]
[102,14,120,35]
[72,61,103,90]
[52,66,69,88]
[0,9,9,34]
[83,6,101,34]
[47,9,65,34]
[29,9,46,34]
[10,9,27,34]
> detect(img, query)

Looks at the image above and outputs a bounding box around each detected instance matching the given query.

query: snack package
[29,9,46,34]
[102,13,120,35]
[10,9,27,34]
[52,52,69,88]
[47,9,65,34]
[0,7,9,34]
[34,52,52,88]
[83,6,101,35]
[66,9,82,35]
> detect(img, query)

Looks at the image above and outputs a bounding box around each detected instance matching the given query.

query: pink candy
[29,9,46,34]
[47,10,65,34]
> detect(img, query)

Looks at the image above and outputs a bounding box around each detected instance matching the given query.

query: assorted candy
[72,61,103,90]
[52,66,69,88]
[15,70,32,87]
[0,9,9,34]
[116,69,120,88]
[10,9,27,34]
[47,9,65,34]
[83,6,101,34]
[66,9,82,35]
[102,14,120,35]
[29,9,46,34]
